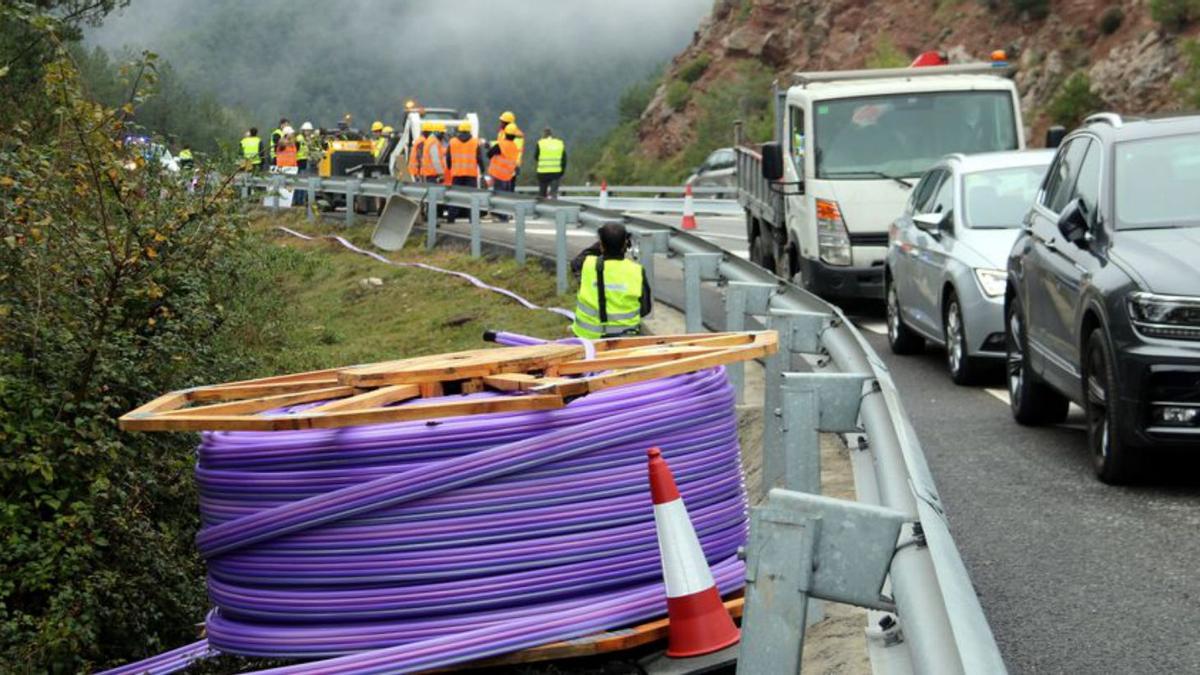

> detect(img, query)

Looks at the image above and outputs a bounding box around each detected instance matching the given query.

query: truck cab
[738,57,1025,301]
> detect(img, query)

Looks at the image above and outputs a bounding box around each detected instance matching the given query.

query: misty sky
[86,0,713,141]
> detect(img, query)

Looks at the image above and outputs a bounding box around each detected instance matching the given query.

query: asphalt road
[436,210,1200,674]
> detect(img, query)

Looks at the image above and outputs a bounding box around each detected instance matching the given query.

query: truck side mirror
[1045,125,1067,149]
[761,142,784,181]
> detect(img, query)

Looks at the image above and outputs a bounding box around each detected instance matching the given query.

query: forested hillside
[87,0,710,147]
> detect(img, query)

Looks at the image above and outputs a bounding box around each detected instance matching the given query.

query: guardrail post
[306,176,320,222]
[425,186,444,250]
[553,207,580,296]
[635,231,671,303]
[270,174,282,211]
[240,176,249,200]
[344,178,360,227]
[724,281,775,405]
[469,194,489,258]
[512,203,530,265]
[682,253,722,333]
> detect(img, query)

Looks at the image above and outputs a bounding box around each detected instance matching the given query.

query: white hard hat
[300,122,314,131]
[282,126,295,135]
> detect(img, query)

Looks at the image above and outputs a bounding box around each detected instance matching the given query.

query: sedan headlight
[816,198,852,266]
[973,268,1007,298]
[1127,292,1200,340]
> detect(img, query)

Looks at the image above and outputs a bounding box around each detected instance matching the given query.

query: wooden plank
[432,597,745,672]
[120,391,190,426]
[485,374,578,392]
[340,344,583,386]
[550,347,726,376]
[188,378,341,402]
[306,384,421,414]
[120,394,567,432]
[590,332,746,352]
[418,382,444,398]
[157,386,358,418]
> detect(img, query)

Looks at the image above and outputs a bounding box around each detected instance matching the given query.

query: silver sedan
[885,150,1054,384]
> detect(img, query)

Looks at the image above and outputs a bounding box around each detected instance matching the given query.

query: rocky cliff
[612,0,1197,176]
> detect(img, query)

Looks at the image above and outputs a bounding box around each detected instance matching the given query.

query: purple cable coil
[103,335,748,675]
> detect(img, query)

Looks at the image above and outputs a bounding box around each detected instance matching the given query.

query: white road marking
[858,320,888,336]
[985,388,1011,404]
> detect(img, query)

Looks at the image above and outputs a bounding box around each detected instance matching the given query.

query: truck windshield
[814,91,1017,180]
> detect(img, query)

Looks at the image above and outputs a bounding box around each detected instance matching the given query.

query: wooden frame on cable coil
[119,331,778,432]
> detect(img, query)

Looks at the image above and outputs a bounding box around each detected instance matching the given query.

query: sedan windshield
[814,91,1018,179]
[1115,133,1200,229]
[963,165,1048,228]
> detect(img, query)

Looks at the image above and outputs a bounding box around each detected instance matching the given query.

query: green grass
[235,214,574,376]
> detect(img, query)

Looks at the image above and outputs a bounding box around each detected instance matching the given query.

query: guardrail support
[682,253,722,333]
[344,178,360,227]
[424,186,444,250]
[468,194,490,258]
[270,174,283,211]
[724,281,775,405]
[552,208,580,296]
[512,203,531,265]
[635,231,671,302]
[738,489,906,675]
[306,176,320,222]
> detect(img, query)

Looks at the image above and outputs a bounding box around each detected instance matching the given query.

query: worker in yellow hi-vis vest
[534,127,566,199]
[570,223,653,339]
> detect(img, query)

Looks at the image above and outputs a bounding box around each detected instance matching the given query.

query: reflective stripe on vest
[373,136,388,160]
[449,136,479,178]
[421,137,442,177]
[408,137,424,176]
[240,136,261,163]
[572,256,643,339]
[296,135,308,161]
[537,137,564,174]
[488,139,519,181]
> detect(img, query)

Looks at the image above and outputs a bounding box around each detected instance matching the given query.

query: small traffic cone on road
[647,447,740,658]
[680,184,697,230]
[599,179,609,210]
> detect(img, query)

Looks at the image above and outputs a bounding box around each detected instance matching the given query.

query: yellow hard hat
[433,122,447,132]
[457,121,473,133]
[420,121,435,132]
[499,111,516,123]
[382,125,394,134]
[371,121,384,132]
[504,123,520,136]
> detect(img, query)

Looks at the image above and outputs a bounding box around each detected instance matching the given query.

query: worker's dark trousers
[537,172,563,199]
[293,159,308,206]
[448,176,477,222]
[491,178,515,222]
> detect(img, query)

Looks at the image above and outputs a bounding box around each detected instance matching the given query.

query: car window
[714,149,735,168]
[1115,133,1200,229]
[1072,142,1102,217]
[963,164,1049,228]
[1041,138,1090,213]
[908,169,945,215]
[928,171,954,216]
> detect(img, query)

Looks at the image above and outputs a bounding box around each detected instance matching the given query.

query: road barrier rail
[238,173,1007,675]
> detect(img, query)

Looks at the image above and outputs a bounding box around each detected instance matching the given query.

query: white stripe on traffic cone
[647,447,739,658]
[599,179,609,210]
[680,183,697,230]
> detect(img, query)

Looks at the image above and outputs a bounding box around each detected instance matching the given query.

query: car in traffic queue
[686,147,737,191]
[886,150,1055,383]
[1005,113,1200,484]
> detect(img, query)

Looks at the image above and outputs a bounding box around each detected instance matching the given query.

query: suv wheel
[1006,299,1069,425]
[1085,329,1138,484]
[886,275,924,355]
[944,292,985,385]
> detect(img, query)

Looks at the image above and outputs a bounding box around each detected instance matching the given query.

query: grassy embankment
[236,214,574,375]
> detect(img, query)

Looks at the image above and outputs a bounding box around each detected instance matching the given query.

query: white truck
[736,55,1026,300]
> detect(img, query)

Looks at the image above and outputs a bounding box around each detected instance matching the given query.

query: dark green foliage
[1173,40,1200,109]
[992,0,1050,19]
[1150,0,1200,29]
[678,55,711,84]
[1099,6,1125,34]
[617,69,662,124]
[1048,72,1105,128]
[666,80,691,110]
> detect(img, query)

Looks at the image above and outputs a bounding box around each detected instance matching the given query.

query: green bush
[865,36,908,69]
[0,18,287,670]
[666,80,691,110]
[617,70,661,124]
[1150,0,1200,29]
[678,55,712,84]
[1010,0,1050,19]
[1099,6,1124,34]
[1047,72,1105,127]
[1174,40,1200,109]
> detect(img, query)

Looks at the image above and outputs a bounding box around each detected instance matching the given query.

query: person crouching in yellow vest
[571,223,653,339]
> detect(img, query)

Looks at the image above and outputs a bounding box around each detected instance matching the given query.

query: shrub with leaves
[1150,0,1200,30]
[1099,6,1125,34]
[1047,72,1105,128]
[0,9,279,671]
[677,55,711,84]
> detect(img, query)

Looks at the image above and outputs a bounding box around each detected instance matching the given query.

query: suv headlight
[816,198,852,266]
[973,268,1007,298]
[1127,292,1200,340]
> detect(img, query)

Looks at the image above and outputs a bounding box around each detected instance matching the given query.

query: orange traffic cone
[647,447,740,658]
[599,179,609,210]
[680,184,697,230]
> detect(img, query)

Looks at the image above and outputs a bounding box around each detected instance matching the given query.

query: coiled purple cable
[103,336,748,675]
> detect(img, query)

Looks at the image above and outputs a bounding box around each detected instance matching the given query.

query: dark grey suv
[1006,113,1200,484]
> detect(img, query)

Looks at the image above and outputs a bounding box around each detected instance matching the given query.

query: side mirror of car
[1057,198,1091,245]
[761,142,784,181]
[913,211,948,236]
[1045,125,1067,149]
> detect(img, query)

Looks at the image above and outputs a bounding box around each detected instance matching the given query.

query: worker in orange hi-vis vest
[407,123,428,181]
[446,122,484,223]
[420,124,446,183]
[486,122,521,222]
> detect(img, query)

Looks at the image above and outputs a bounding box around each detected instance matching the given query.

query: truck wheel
[751,231,776,274]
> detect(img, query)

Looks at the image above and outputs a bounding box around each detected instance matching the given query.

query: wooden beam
[156,386,358,418]
[306,384,421,414]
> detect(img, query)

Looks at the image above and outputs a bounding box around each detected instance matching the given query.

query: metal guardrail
[514,184,733,196]
[239,173,1006,675]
